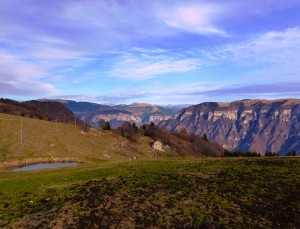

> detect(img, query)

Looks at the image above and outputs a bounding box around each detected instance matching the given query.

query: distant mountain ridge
[60,100,180,128]
[160,99,300,155]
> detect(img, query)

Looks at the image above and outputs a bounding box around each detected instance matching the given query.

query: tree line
[224,150,298,157]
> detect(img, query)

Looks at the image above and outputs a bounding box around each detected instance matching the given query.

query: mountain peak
[130,103,154,107]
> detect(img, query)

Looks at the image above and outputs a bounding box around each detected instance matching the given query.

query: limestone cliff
[63,101,178,128]
[87,110,142,129]
[161,99,300,155]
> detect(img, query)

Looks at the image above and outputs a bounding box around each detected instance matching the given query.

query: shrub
[103,121,111,131]
[117,122,140,142]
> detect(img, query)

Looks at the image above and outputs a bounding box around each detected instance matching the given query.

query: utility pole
[20,119,23,144]
[55,117,57,138]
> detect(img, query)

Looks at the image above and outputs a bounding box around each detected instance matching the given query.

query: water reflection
[11,162,79,172]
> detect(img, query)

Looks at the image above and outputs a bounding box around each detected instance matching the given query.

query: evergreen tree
[203,133,209,142]
[103,121,111,131]
[286,151,297,156]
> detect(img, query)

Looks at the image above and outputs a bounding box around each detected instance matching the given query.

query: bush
[116,122,140,142]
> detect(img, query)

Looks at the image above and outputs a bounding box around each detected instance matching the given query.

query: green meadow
[1,157,299,228]
[0,113,299,228]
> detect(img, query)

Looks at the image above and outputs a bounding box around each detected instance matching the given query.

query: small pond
[11,162,79,172]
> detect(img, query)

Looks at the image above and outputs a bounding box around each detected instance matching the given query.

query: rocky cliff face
[62,101,178,128]
[161,99,300,155]
[86,110,142,129]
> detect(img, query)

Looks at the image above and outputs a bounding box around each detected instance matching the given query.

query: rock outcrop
[62,101,178,128]
[88,110,142,129]
[161,99,300,155]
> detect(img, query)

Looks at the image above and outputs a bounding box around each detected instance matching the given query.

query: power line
[0,118,19,121]
[56,114,75,121]
[0,113,79,145]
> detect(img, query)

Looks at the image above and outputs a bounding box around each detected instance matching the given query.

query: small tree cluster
[265,151,279,157]
[223,150,261,157]
[116,122,140,142]
[98,119,111,131]
[286,151,297,156]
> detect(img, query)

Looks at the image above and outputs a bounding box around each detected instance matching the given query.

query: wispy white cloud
[218,27,300,64]
[184,82,300,97]
[0,53,59,96]
[54,91,155,104]
[109,52,201,80]
[197,27,300,83]
[160,4,228,36]
[33,49,83,60]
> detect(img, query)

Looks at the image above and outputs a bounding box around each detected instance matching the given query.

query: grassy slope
[0,157,299,228]
[0,113,159,162]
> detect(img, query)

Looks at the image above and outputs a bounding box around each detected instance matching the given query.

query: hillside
[0,112,223,165]
[0,113,160,162]
[0,99,81,125]
[161,99,300,155]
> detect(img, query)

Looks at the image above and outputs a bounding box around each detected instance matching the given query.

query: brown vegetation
[0,98,83,126]
[115,122,223,157]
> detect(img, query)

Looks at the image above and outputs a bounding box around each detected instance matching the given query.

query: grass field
[0,113,160,162]
[0,157,299,228]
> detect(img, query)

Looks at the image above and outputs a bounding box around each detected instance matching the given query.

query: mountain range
[161,99,300,155]
[60,100,180,128]
[57,98,300,155]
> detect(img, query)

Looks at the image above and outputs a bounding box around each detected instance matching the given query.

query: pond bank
[0,157,82,171]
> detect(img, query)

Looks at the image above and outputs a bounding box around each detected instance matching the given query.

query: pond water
[11,162,79,172]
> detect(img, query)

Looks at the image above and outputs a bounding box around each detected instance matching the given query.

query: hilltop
[0,98,82,125]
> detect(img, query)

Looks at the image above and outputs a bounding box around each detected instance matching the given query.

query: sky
[1,0,300,105]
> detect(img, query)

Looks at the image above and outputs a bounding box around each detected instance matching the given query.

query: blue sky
[1,0,300,105]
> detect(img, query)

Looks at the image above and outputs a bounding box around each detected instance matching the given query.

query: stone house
[152,140,163,151]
